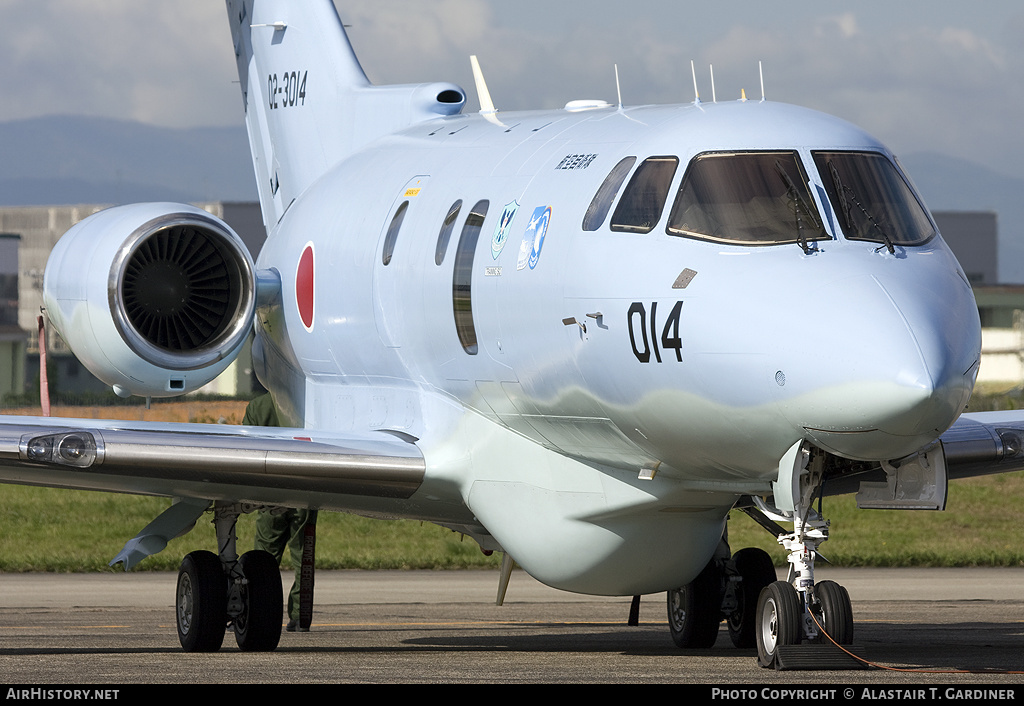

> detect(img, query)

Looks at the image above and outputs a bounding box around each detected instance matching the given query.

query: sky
[1,0,1023,181]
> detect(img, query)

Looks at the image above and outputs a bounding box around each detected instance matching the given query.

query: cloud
[815,13,860,39]
[1,0,1021,181]
[698,14,1022,177]
[0,0,238,127]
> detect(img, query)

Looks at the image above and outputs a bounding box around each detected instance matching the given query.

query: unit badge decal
[491,200,519,259]
[518,206,552,270]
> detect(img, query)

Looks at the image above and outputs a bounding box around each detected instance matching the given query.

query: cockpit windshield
[812,151,935,248]
[666,151,828,249]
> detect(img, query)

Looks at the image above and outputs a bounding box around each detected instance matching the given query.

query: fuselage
[251,99,981,593]
[259,99,979,476]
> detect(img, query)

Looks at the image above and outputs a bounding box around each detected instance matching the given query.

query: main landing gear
[175,502,283,652]
[666,541,777,649]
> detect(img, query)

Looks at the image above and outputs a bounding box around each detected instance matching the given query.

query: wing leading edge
[801,410,1024,506]
[941,410,1024,479]
[0,416,424,506]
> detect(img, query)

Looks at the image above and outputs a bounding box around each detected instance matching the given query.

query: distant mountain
[901,153,1024,284]
[0,176,199,206]
[0,115,256,206]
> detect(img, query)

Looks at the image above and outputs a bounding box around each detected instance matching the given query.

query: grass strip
[1,395,1022,572]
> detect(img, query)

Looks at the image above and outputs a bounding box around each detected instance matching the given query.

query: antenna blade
[615,64,623,109]
[470,55,497,114]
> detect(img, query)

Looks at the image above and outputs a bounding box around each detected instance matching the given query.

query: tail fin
[226,1,466,232]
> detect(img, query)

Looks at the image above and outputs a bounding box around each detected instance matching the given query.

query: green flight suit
[245,394,317,625]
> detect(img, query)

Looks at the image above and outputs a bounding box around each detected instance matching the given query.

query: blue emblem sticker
[491,201,519,259]
[517,206,551,270]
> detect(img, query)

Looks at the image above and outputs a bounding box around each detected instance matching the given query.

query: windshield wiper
[827,161,895,254]
[775,161,822,254]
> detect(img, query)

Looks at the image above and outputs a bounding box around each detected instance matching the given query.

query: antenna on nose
[760,61,766,102]
[690,60,701,105]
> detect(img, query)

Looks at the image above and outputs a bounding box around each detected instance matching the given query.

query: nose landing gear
[750,441,858,669]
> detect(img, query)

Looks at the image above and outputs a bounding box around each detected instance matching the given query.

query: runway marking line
[279,620,659,627]
[0,625,131,629]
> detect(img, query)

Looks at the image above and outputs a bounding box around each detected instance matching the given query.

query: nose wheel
[811,580,854,645]
[756,580,801,667]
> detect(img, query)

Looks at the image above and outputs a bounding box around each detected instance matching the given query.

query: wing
[0,415,424,506]
[802,410,1024,510]
[942,410,1024,479]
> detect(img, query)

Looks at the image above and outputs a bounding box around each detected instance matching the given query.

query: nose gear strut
[751,441,858,669]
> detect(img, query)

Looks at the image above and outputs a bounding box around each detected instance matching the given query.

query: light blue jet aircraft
[2,0,1022,668]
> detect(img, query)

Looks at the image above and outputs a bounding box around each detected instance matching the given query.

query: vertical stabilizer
[227,0,368,230]
[226,1,466,232]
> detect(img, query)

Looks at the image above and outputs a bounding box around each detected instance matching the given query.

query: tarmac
[1,567,1023,685]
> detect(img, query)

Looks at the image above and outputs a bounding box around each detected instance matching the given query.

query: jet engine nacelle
[44,203,256,398]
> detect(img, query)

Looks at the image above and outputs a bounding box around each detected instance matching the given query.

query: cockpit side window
[582,156,637,231]
[812,151,935,247]
[666,151,828,247]
[610,156,678,233]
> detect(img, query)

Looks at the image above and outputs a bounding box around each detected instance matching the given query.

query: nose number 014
[627,301,683,363]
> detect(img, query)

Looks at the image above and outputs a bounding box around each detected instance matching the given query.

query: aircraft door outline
[373,175,429,348]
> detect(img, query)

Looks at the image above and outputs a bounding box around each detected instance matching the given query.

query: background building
[934,212,998,287]
[930,212,1024,385]
[0,233,27,401]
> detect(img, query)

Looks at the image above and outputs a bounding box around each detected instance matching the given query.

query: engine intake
[112,215,253,370]
[45,203,256,398]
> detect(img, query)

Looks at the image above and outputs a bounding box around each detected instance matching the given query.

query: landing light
[22,432,99,468]
[999,429,1024,459]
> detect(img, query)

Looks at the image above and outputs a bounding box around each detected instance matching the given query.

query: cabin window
[582,156,637,231]
[382,201,409,266]
[610,156,678,233]
[452,200,489,354]
[812,151,935,247]
[435,200,463,265]
[666,151,828,246]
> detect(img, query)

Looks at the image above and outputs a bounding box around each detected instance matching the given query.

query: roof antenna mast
[470,55,496,114]
[615,64,623,109]
[690,60,700,105]
[470,55,504,126]
[760,61,766,102]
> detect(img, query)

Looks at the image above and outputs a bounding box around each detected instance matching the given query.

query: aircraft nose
[776,272,979,461]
